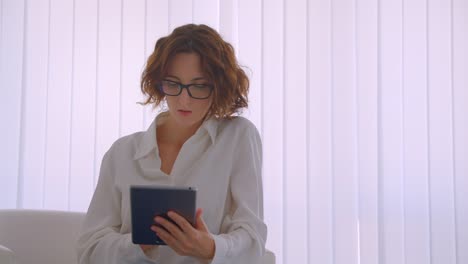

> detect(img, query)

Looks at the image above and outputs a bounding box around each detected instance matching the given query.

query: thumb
[195,208,209,232]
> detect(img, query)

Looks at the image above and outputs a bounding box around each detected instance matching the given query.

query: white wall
[1,1,467,264]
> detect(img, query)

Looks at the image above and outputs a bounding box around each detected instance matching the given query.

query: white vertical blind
[308,0,334,263]
[355,1,379,264]
[94,0,122,189]
[69,0,98,211]
[402,0,430,263]
[1,1,467,264]
[21,0,50,209]
[427,0,457,263]
[1,0,24,209]
[284,0,308,263]
[262,0,284,262]
[453,2,468,263]
[379,1,405,264]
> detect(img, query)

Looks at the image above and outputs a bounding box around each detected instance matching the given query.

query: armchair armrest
[262,249,276,264]
[0,245,16,264]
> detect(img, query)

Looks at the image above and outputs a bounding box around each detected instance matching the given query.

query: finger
[154,216,185,239]
[167,211,196,235]
[152,226,186,256]
[195,208,209,232]
[152,225,178,246]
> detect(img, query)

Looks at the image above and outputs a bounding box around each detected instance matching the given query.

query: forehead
[166,52,204,78]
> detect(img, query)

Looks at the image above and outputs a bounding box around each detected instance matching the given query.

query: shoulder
[104,131,145,161]
[219,116,259,134]
[217,116,261,144]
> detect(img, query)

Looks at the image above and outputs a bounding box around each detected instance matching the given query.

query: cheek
[165,97,176,109]
[199,99,213,113]
[194,101,210,114]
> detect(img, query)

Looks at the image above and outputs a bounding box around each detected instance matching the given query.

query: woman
[77,24,267,263]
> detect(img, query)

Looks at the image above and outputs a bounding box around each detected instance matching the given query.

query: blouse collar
[133,112,218,160]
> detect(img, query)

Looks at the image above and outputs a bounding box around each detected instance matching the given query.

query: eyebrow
[166,75,206,81]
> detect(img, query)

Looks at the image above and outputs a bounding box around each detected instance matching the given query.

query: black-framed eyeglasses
[159,79,213,99]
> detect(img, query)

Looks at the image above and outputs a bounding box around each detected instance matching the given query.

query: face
[163,52,213,128]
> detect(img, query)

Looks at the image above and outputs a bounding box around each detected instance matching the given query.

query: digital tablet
[130,185,197,245]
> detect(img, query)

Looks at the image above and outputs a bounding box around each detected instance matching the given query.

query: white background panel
[427,0,457,263]
[94,0,122,186]
[2,1,468,264]
[69,0,98,212]
[238,0,262,132]
[143,0,169,129]
[283,0,308,263]
[20,0,49,209]
[193,0,219,30]
[262,0,284,261]
[120,0,145,137]
[379,0,405,263]
[331,1,359,263]
[218,0,238,53]
[308,1,333,263]
[453,1,468,263]
[402,0,431,263]
[169,0,192,31]
[355,1,379,264]
[43,0,73,210]
[1,0,24,208]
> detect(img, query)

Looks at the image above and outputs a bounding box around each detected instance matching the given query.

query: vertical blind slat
[21,0,49,209]
[238,0,262,134]
[331,0,359,263]
[69,0,98,212]
[192,0,218,30]
[94,0,122,186]
[427,0,457,263]
[120,0,145,138]
[379,0,405,263]
[218,0,238,53]
[143,0,168,129]
[1,0,25,209]
[453,1,468,263]
[43,0,74,210]
[402,0,431,263]
[169,0,192,31]
[283,0,308,263]
[308,0,334,263]
[262,0,284,261]
[355,0,379,263]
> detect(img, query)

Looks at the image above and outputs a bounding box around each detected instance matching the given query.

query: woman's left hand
[151,208,215,259]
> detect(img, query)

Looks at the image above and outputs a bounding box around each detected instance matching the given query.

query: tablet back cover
[130,186,196,245]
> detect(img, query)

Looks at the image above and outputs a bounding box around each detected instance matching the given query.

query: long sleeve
[76,149,160,264]
[209,122,268,264]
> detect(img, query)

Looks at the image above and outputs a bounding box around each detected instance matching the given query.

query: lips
[177,109,192,116]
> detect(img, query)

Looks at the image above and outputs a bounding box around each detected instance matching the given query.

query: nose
[178,87,191,104]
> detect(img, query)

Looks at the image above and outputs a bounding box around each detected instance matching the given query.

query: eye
[163,80,179,88]
[193,84,209,89]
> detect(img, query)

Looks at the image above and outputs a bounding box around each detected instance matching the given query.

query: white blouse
[76,113,267,264]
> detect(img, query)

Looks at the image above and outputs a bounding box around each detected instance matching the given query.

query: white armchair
[0,209,84,264]
[0,209,275,264]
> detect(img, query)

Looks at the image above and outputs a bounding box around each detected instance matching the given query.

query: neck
[157,114,203,146]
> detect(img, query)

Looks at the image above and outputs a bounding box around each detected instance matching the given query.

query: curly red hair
[140,24,249,119]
